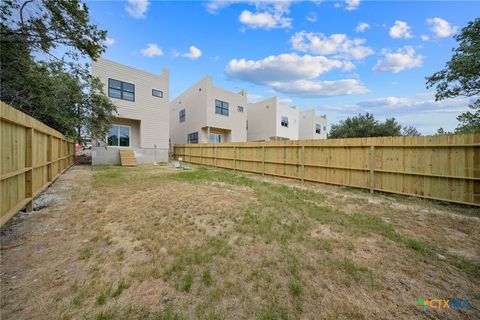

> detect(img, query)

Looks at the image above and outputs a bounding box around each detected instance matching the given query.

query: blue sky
[87,0,479,134]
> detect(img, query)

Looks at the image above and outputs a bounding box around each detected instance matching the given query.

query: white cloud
[270,79,368,97]
[356,22,370,33]
[373,46,423,73]
[389,20,413,39]
[178,46,202,60]
[426,17,458,38]
[291,31,374,60]
[226,53,350,83]
[421,35,430,41]
[345,0,361,11]
[247,94,264,103]
[104,37,115,46]
[140,43,163,57]
[125,0,149,19]
[239,10,292,29]
[306,11,317,22]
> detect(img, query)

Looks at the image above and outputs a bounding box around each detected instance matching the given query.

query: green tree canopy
[0,0,116,140]
[328,113,405,138]
[426,18,480,134]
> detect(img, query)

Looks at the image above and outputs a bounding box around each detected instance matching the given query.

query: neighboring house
[299,109,328,140]
[170,76,247,144]
[247,97,299,141]
[91,58,169,164]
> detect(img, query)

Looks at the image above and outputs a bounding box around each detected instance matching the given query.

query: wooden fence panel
[174,134,480,206]
[0,102,75,225]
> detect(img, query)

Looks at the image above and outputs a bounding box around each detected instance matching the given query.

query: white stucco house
[170,76,248,144]
[91,58,170,164]
[247,97,299,141]
[299,109,328,140]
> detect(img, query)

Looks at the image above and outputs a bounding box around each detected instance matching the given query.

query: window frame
[152,89,163,98]
[179,109,186,123]
[108,78,135,102]
[215,99,229,116]
[281,116,289,128]
[209,133,222,143]
[187,132,198,144]
[106,124,131,148]
[315,124,321,134]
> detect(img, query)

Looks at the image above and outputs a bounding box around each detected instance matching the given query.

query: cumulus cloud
[140,43,163,57]
[345,0,361,11]
[291,31,374,60]
[372,46,423,73]
[125,0,149,19]
[177,46,202,60]
[226,53,350,83]
[426,17,458,38]
[389,20,413,39]
[421,35,430,41]
[104,37,115,46]
[239,10,292,29]
[226,53,367,97]
[356,22,370,33]
[270,79,368,97]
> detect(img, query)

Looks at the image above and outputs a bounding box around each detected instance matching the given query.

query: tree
[328,113,403,138]
[0,0,116,141]
[426,18,480,134]
[402,126,422,136]
[435,128,453,135]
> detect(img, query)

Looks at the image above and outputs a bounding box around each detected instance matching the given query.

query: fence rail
[174,134,480,206]
[1,102,75,225]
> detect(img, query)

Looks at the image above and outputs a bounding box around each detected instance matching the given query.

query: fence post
[233,146,236,172]
[215,145,218,167]
[25,128,34,212]
[369,145,375,194]
[47,136,53,181]
[201,145,204,165]
[301,145,305,184]
[262,146,265,176]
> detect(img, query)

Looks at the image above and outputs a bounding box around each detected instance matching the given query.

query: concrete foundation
[92,147,169,165]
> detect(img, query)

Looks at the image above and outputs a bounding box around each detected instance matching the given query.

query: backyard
[1,164,479,319]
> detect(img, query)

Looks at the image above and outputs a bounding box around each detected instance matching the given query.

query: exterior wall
[247,97,277,141]
[170,76,247,144]
[170,77,208,145]
[92,147,169,165]
[247,97,299,141]
[92,58,170,151]
[299,109,327,140]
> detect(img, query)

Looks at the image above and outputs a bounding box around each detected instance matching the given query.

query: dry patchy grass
[1,164,479,319]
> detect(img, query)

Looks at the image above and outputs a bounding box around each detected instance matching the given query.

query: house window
[315,124,321,134]
[187,132,198,144]
[179,109,185,123]
[209,133,221,143]
[152,89,163,98]
[108,79,135,101]
[281,116,289,127]
[107,125,131,147]
[237,105,244,113]
[323,126,327,131]
[215,99,229,116]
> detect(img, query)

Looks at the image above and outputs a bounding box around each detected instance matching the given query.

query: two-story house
[170,76,247,144]
[299,109,328,140]
[247,97,299,141]
[91,58,169,164]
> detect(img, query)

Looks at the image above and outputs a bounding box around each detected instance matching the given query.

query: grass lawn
[1,164,479,319]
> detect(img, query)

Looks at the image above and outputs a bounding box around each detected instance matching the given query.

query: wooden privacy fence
[1,102,75,225]
[175,134,480,206]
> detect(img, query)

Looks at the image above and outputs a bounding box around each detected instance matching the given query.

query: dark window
[187,132,198,144]
[152,89,163,98]
[107,125,131,147]
[315,124,321,134]
[237,105,244,113]
[179,109,185,123]
[281,116,289,127]
[215,99,229,116]
[108,78,135,101]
